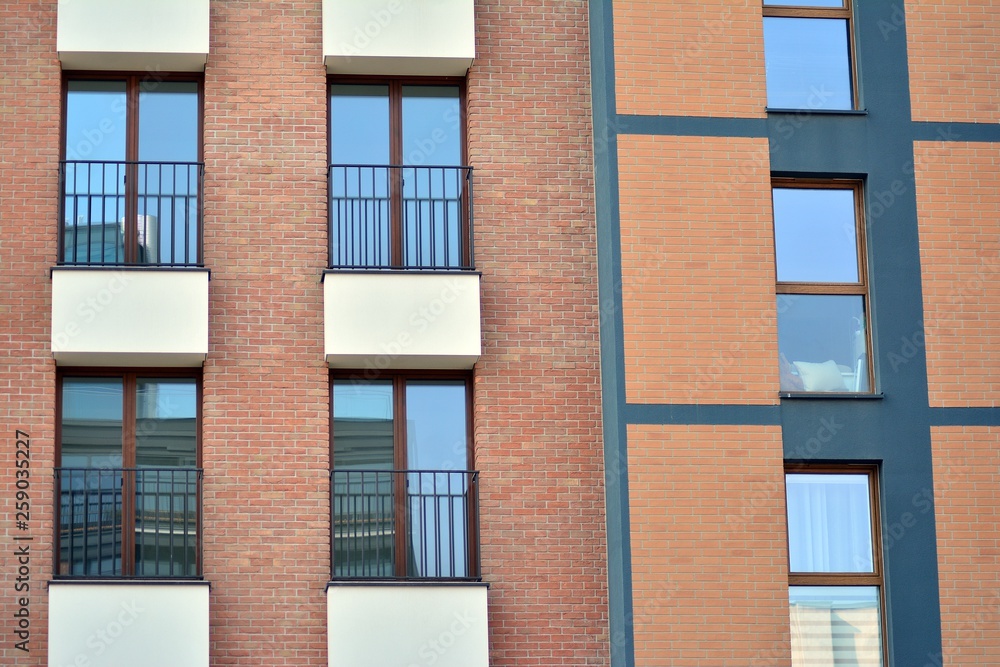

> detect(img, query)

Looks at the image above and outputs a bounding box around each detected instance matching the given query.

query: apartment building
[592,0,1000,665]
[1,1,607,665]
[3,1,998,666]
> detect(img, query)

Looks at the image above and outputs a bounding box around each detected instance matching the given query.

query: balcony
[53,161,208,367]
[56,467,202,578]
[331,469,480,579]
[328,469,488,667]
[60,161,203,266]
[57,0,210,72]
[322,0,474,76]
[324,165,482,369]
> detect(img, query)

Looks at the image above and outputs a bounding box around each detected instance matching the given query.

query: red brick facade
[0,1,606,665]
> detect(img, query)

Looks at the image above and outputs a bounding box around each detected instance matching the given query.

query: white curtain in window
[786,474,873,573]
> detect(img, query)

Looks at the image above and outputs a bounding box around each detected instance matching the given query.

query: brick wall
[618,134,778,405]
[0,2,61,664]
[932,426,1000,663]
[0,0,608,665]
[201,1,331,664]
[471,0,608,663]
[906,0,1000,123]
[614,0,767,118]
[915,141,1000,408]
[628,424,789,666]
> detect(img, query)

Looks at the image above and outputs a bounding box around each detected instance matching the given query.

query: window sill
[766,107,868,116]
[780,391,884,400]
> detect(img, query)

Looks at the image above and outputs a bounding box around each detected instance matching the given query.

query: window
[763,0,856,110]
[61,74,203,266]
[785,467,885,666]
[331,373,478,578]
[328,79,472,269]
[773,180,872,393]
[57,371,201,577]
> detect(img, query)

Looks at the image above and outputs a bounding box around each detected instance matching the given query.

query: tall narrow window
[57,372,202,577]
[773,180,872,393]
[329,80,472,269]
[785,467,884,666]
[61,75,203,266]
[331,373,478,579]
[763,0,856,110]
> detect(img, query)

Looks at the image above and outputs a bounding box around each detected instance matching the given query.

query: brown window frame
[773,178,874,393]
[55,368,203,578]
[762,0,860,111]
[330,370,478,579]
[785,464,887,665]
[327,76,471,269]
[60,71,205,265]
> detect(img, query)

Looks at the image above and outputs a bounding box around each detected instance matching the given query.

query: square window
[773,181,873,393]
[785,468,884,666]
[61,76,203,266]
[329,80,472,270]
[762,1,856,110]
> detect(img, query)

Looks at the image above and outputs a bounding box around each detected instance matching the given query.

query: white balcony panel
[52,269,208,367]
[328,583,489,667]
[325,271,481,369]
[48,581,209,667]
[323,0,475,75]
[57,0,209,71]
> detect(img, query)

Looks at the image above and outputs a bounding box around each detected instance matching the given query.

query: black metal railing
[328,164,474,270]
[331,469,480,579]
[56,467,202,577]
[59,161,204,266]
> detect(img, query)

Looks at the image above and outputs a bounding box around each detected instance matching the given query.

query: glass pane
[60,378,124,576]
[789,586,883,667]
[405,381,470,577]
[65,81,127,162]
[136,379,197,467]
[330,85,390,165]
[786,473,873,572]
[138,82,198,162]
[64,82,128,262]
[402,86,461,166]
[405,381,468,470]
[764,17,853,110]
[61,378,124,467]
[773,188,859,283]
[778,295,869,392]
[137,83,200,265]
[332,380,396,576]
[333,380,394,468]
[402,86,463,267]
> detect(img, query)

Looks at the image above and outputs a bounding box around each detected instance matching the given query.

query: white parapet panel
[323,0,475,75]
[328,582,489,667]
[52,268,209,367]
[324,271,481,369]
[57,0,209,71]
[48,581,210,667]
